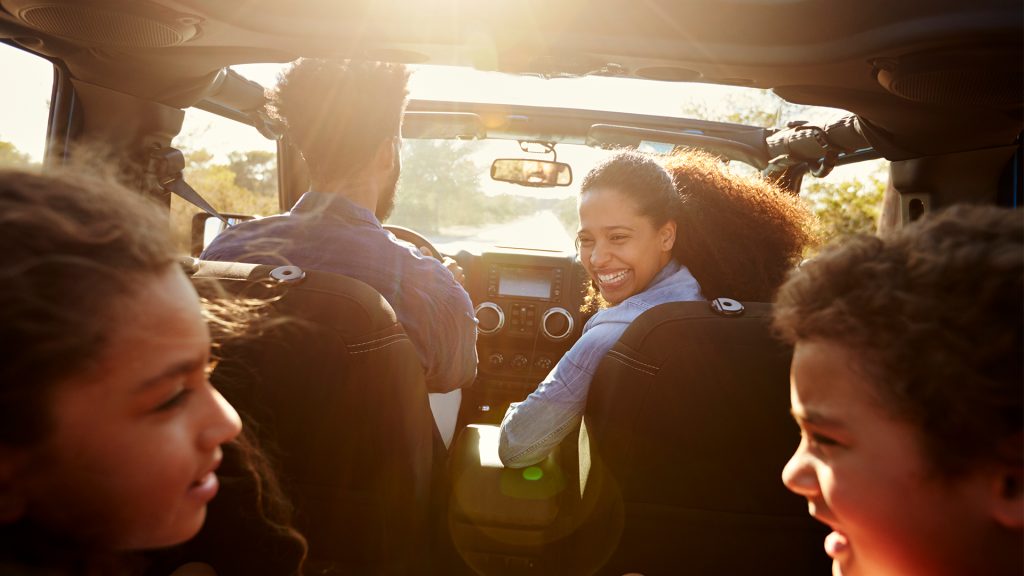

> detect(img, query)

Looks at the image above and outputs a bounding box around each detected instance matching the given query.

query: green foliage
[392,140,501,233]
[551,195,579,235]
[680,91,790,129]
[0,139,33,167]
[185,148,214,168]
[227,150,277,196]
[680,92,888,243]
[802,169,886,241]
[169,147,279,254]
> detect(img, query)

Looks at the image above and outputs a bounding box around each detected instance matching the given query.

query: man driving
[202,58,477,393]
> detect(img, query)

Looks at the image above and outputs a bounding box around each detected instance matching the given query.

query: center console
[448,250,593,573]
[462,250,590,423]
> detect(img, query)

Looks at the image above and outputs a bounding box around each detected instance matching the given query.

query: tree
[185,148,214,169]
[0,140,32,167]
[390,140,486,233]
[227,150,277,196]
[802,169,886,241]
[680,91,888,243]
[551,195,579,236]
[168,147,279,254]
[680,90,795,129]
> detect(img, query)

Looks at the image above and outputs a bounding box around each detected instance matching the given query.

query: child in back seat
[774,204,1023,576]
[0,168,305,575]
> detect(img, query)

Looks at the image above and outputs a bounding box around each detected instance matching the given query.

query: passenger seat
[575,299,829,575]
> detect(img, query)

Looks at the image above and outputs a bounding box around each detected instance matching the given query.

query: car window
[231,62,881,253]
[0,43,53,169]
[392,138,609,254]
[170,107,279,254]
[800,158,890,242]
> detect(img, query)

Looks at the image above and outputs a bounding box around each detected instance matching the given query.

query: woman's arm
[498,320,628,468]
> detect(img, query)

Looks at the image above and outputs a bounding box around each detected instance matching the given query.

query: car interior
[1,0,1021,574]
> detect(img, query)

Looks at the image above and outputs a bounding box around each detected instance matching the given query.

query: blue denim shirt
[498,260,702,467]
[201,191,478,392]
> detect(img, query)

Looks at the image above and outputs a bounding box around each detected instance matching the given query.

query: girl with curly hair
[0,168,305,575]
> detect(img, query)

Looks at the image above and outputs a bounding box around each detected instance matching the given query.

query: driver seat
[189,259,442,575]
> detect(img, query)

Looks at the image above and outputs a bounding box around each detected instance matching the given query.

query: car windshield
[211,63,864,252]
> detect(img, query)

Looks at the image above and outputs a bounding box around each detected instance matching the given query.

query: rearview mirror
[490,159,572,187]
[190,212,256,257]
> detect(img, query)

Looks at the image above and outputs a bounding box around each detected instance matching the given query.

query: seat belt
[146,146,230,226]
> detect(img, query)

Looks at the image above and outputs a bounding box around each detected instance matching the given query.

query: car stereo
[486,264,563,302]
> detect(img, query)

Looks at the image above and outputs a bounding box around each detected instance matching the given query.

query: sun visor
[402,112,486,140]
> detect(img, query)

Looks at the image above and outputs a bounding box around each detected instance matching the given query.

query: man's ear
[373,137,399,172]
[988,465,1024,529]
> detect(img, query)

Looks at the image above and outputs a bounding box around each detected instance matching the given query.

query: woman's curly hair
[773,204,1023,478]
[663,150,819,301]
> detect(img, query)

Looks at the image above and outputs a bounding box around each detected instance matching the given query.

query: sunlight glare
[473,424,505,468]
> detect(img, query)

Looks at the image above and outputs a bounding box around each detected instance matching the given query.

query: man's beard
[375,178,397,221]
[375,155,400,221]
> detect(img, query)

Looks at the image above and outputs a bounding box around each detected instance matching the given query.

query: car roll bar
[765,115,873,178]
[584,115,874,178]
[587,123,769,169]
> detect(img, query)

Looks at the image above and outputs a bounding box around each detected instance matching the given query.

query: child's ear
[0,447,29,523]
[988,465,1024,529]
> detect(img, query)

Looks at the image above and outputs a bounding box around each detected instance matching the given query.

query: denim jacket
[498,260,703,467]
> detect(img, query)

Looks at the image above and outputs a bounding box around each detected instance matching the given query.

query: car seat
[189,260,443,575]
[576,299,829,575]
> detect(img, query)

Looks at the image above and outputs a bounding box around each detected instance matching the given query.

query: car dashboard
[457,248,592,423]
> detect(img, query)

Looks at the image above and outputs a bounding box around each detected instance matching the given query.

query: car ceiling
[0,0,1021,159]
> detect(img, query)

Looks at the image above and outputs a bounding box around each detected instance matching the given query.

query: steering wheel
[384,224,443,261]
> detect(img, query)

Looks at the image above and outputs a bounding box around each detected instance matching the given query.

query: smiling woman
[499,148,818,468]
[499,151,705,468]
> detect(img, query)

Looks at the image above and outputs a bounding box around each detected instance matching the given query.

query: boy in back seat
[774,204,1023,576]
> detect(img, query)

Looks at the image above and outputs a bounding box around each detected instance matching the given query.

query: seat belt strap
[147,146,230,226]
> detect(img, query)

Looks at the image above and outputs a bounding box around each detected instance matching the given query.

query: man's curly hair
[774,204,1024,478]
[270,58,409,186]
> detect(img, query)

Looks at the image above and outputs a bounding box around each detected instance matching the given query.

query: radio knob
[488,352,505,369]
[474,302,505,335]
[534,356,553,372]
[511,354,529,370]
[541,307,574,341]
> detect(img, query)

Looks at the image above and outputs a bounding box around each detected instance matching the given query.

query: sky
[1,43,884,251]
[1,44,52,160]
[0,45,853,164]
